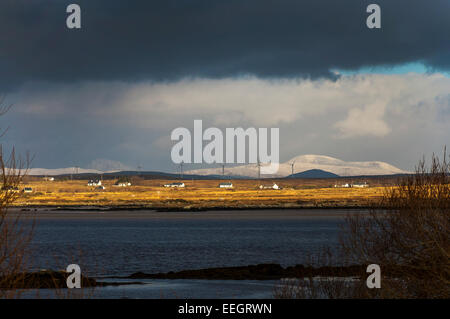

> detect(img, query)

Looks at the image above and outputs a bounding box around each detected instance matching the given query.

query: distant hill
[31,169,251,180]
[287,169,340,179]
[26,154,409,179]
[101,171,250,180]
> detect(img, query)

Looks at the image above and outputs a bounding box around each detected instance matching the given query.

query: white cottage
[259,183,280,190]
[164,182,185,188]
[88,180,102,186]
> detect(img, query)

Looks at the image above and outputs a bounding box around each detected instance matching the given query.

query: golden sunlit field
[11,178,389,210]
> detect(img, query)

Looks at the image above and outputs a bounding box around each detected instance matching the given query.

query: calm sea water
[23,209,365,298]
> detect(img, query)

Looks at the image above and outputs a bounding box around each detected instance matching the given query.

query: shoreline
[9,205,372,220]
[106,263,370,281]
[12,204,377,212]
[9,207,369,220]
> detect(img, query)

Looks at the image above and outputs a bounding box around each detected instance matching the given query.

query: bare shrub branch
[275,149,450,299]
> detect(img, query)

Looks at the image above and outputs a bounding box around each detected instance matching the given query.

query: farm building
[334,183,350,188]
[219,182,233,188]
[114,176,131,187]
[334,182,368,188]
[353,182,369,188]
[164,182,185,188]
[259,183,280,190]
[87,180,102,186]
[114,182,131,187]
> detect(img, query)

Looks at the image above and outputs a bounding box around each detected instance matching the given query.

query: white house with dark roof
[219,182,233,188]
[164,182,185,188]
[259,183,280,190]
[87,180,102,186]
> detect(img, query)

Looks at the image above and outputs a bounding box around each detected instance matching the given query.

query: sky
[0,0,449,172]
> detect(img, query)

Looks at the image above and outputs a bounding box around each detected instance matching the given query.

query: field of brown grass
[11,178,388,210]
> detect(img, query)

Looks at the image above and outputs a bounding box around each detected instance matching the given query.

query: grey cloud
[0,0,449,89]
[7,74,450,170]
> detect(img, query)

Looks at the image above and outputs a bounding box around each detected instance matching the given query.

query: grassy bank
[11,179,386,209]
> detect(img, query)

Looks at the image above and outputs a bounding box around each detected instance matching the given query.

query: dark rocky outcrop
[0,270,142,289]
[126,263,369,280]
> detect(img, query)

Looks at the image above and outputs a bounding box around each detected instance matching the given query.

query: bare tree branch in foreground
[275,150,449,299]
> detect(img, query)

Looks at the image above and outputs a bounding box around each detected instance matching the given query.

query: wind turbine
[73,166,79,181]
[290,160,296,176]
[179,162,184,180]
[256,160,261,180]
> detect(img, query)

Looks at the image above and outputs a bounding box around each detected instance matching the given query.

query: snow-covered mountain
[27,167,105,176]
[185,154,409,178]
[23,155,408,177]
[26,159,131,176]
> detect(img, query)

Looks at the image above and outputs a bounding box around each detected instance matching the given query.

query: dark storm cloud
[0,0,449,88]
